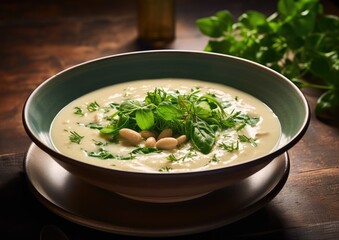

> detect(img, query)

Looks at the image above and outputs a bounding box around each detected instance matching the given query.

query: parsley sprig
[196,0,339,121]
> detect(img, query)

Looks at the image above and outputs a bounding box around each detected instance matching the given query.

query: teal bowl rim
[22,50,310,177]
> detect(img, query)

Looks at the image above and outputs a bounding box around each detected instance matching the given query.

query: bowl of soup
[23,50,310,202]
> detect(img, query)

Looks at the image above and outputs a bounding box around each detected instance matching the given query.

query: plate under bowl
[25,143,290,237]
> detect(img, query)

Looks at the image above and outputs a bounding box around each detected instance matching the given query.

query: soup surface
[50,79,281,173]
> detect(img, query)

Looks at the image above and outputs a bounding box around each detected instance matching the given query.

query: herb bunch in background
[196,0,339,121]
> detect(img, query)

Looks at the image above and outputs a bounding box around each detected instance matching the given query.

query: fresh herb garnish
[210,154,220,163]
[88,147,162,160]
[87,148,134,160]
[98,87,259,154]
[196,0,339,121]
[69,131,84,144]
[238,135,257,147]
[74,107,84,116]
[92,139,107,146]
[87,101,100,112]
[219,141,239,152]
[109,103,120,109]
[187,116,216,154]
[131,147,162,154]
[86,123,104,130]
[167,149,197,162]
[159,166,172,172]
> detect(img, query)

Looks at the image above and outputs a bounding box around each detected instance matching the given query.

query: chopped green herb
[209,154,220,163]
[219,141,239,152]
[131,147,162,154]
[74,107,84,116]
[167,149,197,162]
[92,139,107,146]
[87,148,134,160]
[235,123,246,131]
[88,147,162,160]
[159,166,172,172]
[86,123,104,130]
[69,131,84,144]
[167,154,178,162]
[238,135,257,147]
[87,101,100,112]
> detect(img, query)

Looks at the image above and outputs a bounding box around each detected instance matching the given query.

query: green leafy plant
[196,0,339,120]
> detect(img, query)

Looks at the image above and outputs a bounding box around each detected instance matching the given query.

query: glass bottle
[137,0,175,47]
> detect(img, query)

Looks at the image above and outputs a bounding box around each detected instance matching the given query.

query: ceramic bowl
[23,50,310,202]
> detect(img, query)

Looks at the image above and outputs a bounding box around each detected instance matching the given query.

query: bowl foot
[115,191,211,203]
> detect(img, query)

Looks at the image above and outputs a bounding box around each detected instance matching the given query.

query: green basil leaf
[100,114,129,135]
[238,11,268,30]
[290,0,320,36]
[196,17,223,38]
[156,102,182,121]
[136,109,154,130]
[190,119,216,154]
[278,23,304,50]
[215,10,234,32]
[196,10,233,38]
[119,100,142,114]
[195,101,212,118]
[278,0,296,19]
[100,127,119,135]
[204,39,233,54]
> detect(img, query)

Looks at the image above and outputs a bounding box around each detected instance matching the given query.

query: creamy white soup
[50,79,281,173]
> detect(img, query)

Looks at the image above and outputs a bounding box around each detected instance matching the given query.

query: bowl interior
[24,50,309,160]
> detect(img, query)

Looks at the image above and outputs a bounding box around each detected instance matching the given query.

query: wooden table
[1,0,338,239]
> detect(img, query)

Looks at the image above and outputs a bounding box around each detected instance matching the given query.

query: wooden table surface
[1,0,338,239]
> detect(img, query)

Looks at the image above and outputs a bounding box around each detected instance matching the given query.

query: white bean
[119,128,142,145]
[145,137,156,148]
[156,137,178,150]
[157,129,172,140]
[176,135,187,145]
[140,130,157,139]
